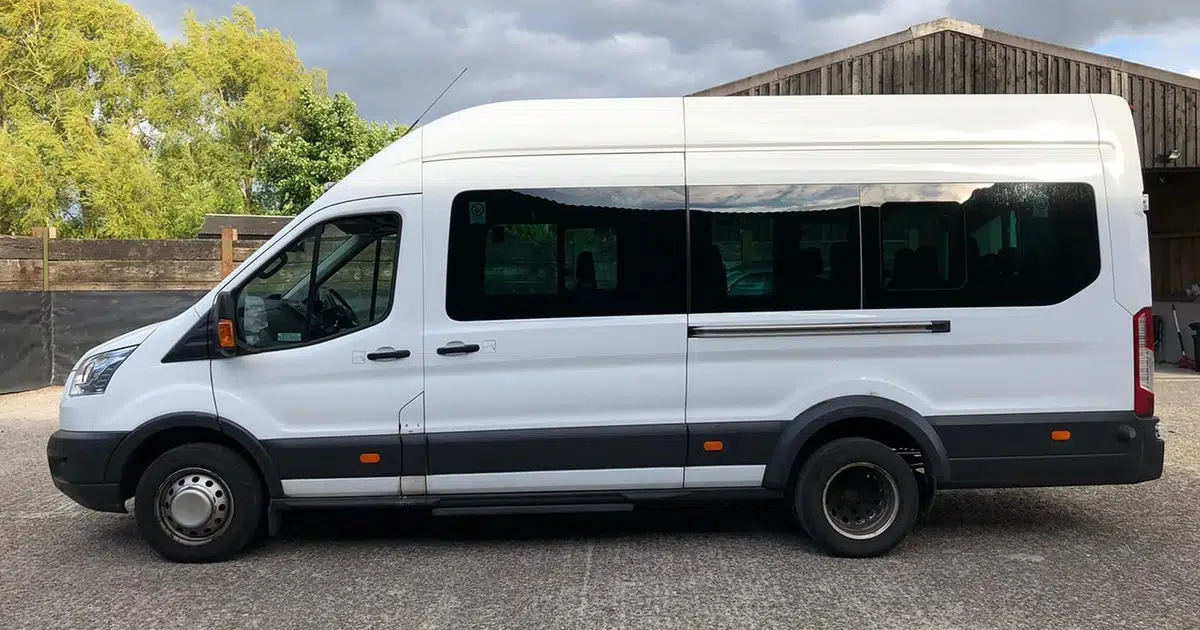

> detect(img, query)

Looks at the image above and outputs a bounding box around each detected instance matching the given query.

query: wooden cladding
[0,234,268,292]
[729,30,1200,170]
[1148,172,1200,298]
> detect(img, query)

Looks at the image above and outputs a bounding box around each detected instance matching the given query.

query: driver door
[211,196,424,498]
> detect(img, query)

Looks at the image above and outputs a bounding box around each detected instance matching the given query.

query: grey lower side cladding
[0,290,208,394]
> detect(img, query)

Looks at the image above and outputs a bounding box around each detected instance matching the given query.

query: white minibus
[47,93,1164,562]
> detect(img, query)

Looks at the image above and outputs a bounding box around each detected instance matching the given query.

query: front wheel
[134,443,265,563]
[792,437,920,558]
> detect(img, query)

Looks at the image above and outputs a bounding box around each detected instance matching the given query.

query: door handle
[437,342,480,356]
[367,349,411,361]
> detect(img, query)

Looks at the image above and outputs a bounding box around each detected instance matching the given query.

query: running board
[272,487,780,512]
[432,503,634,516]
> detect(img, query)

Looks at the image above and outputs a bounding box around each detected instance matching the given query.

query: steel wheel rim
[153,467,234,546]
[821,462,900,540]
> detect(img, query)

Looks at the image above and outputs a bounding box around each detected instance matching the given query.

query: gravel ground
[2,377,1199,630]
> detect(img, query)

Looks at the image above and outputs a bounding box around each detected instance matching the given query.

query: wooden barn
[692,18,1200,312]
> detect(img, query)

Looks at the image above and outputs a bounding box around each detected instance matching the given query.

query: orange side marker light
[360,453,381,464]
[703,440,724,452]
[1051,430,1071,442]
[217,319,236,349]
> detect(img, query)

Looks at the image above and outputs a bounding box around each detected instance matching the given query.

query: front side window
[236,213,400,351]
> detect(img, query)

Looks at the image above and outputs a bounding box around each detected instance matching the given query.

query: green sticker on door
[277,332,302,342]
[469,201,487,224]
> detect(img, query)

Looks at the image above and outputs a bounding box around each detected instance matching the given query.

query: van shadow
[269,489,1107,547]
[273,499,790,544]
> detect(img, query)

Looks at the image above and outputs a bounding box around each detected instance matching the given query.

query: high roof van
[46,94,1164,563]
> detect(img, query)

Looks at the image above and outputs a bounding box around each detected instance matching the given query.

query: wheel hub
[170,487,214,529]
[822,462,900,540]
[155,468,233,545]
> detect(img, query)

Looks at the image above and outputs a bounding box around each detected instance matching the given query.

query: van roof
[316,93,1126,209]
[418,93,1115,161]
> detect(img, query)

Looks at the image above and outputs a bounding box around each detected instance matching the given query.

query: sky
[124,0,1200,125]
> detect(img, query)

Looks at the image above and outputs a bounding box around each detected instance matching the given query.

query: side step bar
[432,503,634,516]
[272,487,780,514]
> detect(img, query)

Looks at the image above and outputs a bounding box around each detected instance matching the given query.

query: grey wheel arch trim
[102,412,284,499]
[761,395,951,489]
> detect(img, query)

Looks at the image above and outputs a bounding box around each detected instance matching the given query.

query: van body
[46,94,1164,562]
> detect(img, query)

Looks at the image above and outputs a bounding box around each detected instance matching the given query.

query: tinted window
[236,213,400,350]
[446,187,687,320]
[861,183,1100,308]
[688,185,861,313]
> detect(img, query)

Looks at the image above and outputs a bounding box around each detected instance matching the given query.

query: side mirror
[212,291,239,358]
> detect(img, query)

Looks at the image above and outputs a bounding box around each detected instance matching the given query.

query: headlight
[68,346,137,397]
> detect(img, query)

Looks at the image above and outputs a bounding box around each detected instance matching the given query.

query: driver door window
[236,213,401,351]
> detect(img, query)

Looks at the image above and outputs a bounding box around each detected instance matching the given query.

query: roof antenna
[398,67,467,138]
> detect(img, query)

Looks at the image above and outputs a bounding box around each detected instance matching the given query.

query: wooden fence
[0,229,269,292]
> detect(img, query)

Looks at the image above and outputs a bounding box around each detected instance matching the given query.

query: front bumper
[46,430,129,513]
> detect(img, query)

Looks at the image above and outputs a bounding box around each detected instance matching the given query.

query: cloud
[125,0,1200,124]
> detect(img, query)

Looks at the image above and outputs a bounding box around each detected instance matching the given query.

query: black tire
[134,443,265,563]
[792,437,920,558]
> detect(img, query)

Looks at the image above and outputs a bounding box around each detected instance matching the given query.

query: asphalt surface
[3,378,1200,630]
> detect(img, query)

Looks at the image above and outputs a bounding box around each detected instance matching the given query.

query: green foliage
[160,6,326,213]
[0,0,169,236]
[260,89,405,214]
[0,1,386,238]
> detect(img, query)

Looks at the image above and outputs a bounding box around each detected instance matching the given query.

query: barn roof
[691,18,1200,97]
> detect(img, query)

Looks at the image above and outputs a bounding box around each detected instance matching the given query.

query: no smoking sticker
[1031,193,1049,218]
[469,201,487,224]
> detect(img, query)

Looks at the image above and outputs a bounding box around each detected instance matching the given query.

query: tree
[0,0,170,236]
[0,1,372,237]
[159,6,325,214]
[259,88,405,215]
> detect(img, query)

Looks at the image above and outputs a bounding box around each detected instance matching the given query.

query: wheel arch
[103,412,283,501]
[762,395,950,490]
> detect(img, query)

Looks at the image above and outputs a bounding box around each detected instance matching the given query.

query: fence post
[221,227,238,278]
[31,225,56,292]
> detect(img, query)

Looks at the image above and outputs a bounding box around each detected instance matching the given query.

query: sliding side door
[420,153,690,495]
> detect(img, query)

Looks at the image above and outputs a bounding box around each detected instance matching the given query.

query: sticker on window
[277,332,302,343]
[468,201,487,224]
[1031,192,1049,218]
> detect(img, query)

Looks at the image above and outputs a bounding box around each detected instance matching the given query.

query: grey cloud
[949,0,1200,47]
[127,0,1198,125]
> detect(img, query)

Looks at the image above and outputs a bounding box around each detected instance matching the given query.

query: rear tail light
[1134,307,1154,417]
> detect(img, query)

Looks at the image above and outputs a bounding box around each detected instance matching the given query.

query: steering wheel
[324,287,360,328]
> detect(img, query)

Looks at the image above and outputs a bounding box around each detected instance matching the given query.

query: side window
[688,185,861,313]
[446,187,687,321]
[236,213,401,350]
[861,183,1100,308]
[482,224,557,295]
[879,203,966,291]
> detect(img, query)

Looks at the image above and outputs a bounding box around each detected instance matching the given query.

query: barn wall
[711,30,1200,170]
[1147,170,1200,299]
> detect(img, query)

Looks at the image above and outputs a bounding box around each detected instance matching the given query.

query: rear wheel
[792,437,920,558]
[134,443,264,563]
